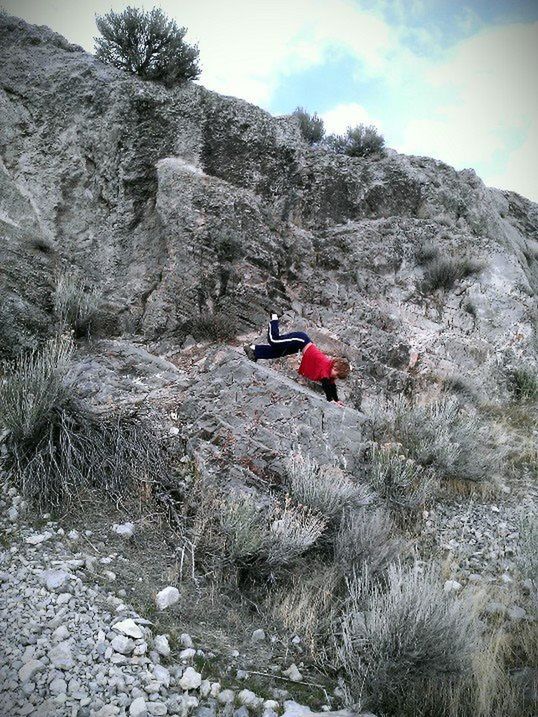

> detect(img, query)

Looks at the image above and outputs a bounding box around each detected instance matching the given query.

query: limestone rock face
[0,12,536,392]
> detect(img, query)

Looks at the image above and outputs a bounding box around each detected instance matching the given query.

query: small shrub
[414,241,440,265]
[94,6,200,86]
[337,562,478,715]
[371,395,495,482]
[369,443,435,519]
[334,508,404,578]
[285,452,371,521]
[219,494,266,562]
[215,233,243,263]
[54,272,101,337]
[516,509,537,600]
[324,124,385,158]
[292,107,325,145]
[507,366,538,402]
[0,336,169,508]
[265,497,327,567]
[187,312,237,341]
[420,254,484,293]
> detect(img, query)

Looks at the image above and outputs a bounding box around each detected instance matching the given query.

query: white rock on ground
[155,586,179,610]
[114,618,144,639]
[153,634,171,657]
[112,522,135,538]
[179,666,202,690]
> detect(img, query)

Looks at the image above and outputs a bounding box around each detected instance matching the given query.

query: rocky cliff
[1,12,536,402]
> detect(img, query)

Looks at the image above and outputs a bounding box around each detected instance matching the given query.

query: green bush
[0,337,169,508]
[265,497,327,567]
[292,107,325,145]
[338,562,477,716]
[324,124,385,157]
[94,6,200,86]
[219,494,266,562]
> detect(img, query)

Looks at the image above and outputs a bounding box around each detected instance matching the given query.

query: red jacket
[298,343,334,382]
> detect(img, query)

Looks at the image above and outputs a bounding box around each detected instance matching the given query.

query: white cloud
[321,102,382,134]
[151,0,399,105]
[398,22,538,201]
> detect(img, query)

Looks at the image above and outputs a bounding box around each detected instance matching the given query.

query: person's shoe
[243,344,257,362]
[270,312,279,321]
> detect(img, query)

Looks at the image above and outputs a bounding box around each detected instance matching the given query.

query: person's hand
[335,400,345,407]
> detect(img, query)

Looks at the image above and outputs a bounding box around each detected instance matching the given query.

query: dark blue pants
[254,319,311,359]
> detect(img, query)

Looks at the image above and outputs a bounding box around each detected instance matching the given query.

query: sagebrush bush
[338,562,478,716]
[265,497,327,567]
[0,337,168,508]
[334,508,404,578]
[372,395,495,482]
[95,6,200,86]
[369,443,435,518]
[219,494,266,562]
[54,272,101,337]
[324,124,385,157]
[285,452,371,521]
[292,107,325,144]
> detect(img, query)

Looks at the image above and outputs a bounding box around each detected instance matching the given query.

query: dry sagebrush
[285,451,372,521]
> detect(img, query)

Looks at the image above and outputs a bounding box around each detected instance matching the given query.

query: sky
[3,0,538,202]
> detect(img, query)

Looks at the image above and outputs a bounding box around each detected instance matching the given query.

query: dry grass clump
[186,312,237,341]
[219,493,266,562]
[54,271,101,338]
[0,336,169,508]
[338,562,478,716]
[419,253,484,293]
[285,452,371,521]
[506,365,538,402]
[516,509,538,602]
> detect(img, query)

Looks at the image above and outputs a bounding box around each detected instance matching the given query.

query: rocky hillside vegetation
[0,12,537,717]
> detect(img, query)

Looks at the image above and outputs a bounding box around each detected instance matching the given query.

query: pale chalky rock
[179,666,202,690]
[154,634,170,657]
[111,635,136,655]
[18,660,43,684]
[114,618,144,639]
[112,522,135,538]
[282,664,303,682]
[147,703,167,716]
[251,629,266,642]
[40,569,70,591]
[180,633,194,648]
[49,677,67,695]
[52,625,70,642]
[281,701,312,717]
[130,697,148,717]
[155,586,179,610]
[153,664,170,688]
[238,690,263,709]
[217,690,235,704]
[444,580,463,593]
[25,532,52,545]
[49,641,74,670]
[179,647,196,661]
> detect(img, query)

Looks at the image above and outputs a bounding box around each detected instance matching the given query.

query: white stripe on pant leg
[268,322,307,345]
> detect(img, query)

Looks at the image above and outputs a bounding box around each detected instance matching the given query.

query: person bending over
[244,314,350,404]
